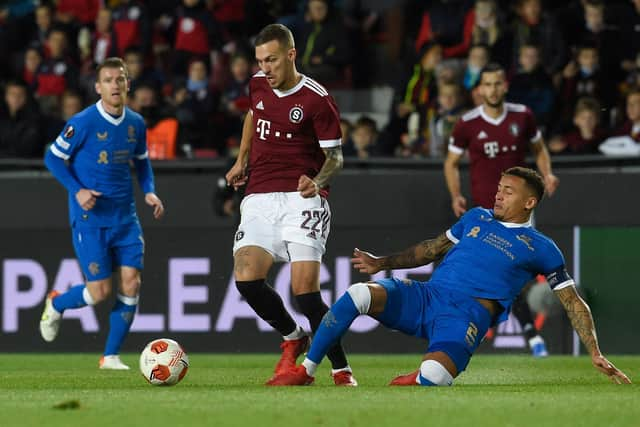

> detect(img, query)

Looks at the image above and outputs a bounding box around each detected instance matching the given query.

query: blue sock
[52,284,90,312]
[104,295,137,356]
[306,292,359,364]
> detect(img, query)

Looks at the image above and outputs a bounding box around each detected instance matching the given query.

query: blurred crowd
[1,0,640,160]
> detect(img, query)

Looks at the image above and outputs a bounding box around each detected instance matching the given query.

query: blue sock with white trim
[104,294,137,356]
[306,292,359,365]
[52,284,94,312]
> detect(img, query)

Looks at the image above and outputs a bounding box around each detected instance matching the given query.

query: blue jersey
[46,101,154,227]
[433,207,574,322]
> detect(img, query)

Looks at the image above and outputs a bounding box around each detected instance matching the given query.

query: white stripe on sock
[82,287,96,305]
[117,294,139,305]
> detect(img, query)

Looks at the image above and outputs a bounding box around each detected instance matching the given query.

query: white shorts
[232,192,331,262]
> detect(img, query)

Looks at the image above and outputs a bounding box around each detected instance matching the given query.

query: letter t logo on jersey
[483,141,499,158]
[256,119,271,141]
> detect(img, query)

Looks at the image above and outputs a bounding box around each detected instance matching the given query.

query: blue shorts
[71,221,144,281]
[375,277,492,373]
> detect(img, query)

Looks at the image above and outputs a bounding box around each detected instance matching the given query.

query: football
[139,338,189,386]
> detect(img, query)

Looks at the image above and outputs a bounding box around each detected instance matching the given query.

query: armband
[546,266,574,290]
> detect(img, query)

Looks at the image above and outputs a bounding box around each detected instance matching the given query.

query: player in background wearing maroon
[444,63,560,356]
[225,24,356,386]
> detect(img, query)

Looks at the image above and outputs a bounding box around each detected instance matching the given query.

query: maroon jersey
[246,72,342,198]
[614,121,640,142]
[449,103,541,208]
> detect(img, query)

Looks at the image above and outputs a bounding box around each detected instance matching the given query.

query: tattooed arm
[554,285,631,384]
[298,146,343,198]
[351,233,454,274]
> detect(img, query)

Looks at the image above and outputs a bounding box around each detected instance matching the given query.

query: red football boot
[332,370,358,386]
[389,369,420,386]
[272,335,310,376]
[266,365,314,386]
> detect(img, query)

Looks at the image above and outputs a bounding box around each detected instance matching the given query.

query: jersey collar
[480,104,507,126]
[273,74,306,98]
[96,100,126,125]
[497,217,533,228]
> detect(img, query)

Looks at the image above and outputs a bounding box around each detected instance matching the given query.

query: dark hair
[574,96,600,115]
[585,0,604,9]
[96,57,128,81]
[254,24,294,50]
[354,115,377,133]
[4,79,28,91]
[478,62,505,83]
[626,87,640,100]
[123,46,143,58]
[502,167,545,202]
[520,40,541,51]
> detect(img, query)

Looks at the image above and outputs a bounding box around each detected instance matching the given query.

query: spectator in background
[111,0,151,56]
[30,3,54,50]
[617,0,640,75]
[43,89,84,144]
[86,8,117,70]
[383,40,442,156]
[34,27,79,115]
[123,46,163,93]
[0,79,43,158]
[343,115,379,159]
[181,58,218,155]
[462,43,490,91]
[129,82,179,160]
[55,0,101,28]
[469,0,512,68]
[558,43,612,131]
[510,0,566,79]
[172,0,222,76]
[549,97,606,155]
[418,0,511,67]
[221,53,251,152]
[21,46,42,86]
[414,0,474,58]
[614,88,640,142]
[428,81,464,158]
[295,0,349,85]
[570,0,623,83]
[507,43,555,131]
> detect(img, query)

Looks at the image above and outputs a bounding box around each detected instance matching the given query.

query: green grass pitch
[1,354,637,427]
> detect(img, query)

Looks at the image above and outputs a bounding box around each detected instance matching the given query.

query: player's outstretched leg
[40,284,95,342]
[512,290,548,357]
[267,284,370,386]
[296,292,357,386]
[99,294,137,370]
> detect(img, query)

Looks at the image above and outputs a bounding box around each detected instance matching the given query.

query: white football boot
[40,291,62,342]
[99,355,131,370]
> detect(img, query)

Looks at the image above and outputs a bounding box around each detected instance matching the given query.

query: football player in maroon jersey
[225,24,356,386]
[444,63,559,356]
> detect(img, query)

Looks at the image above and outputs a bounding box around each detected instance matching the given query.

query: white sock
[283,325,305,341]
[302,358,317,376]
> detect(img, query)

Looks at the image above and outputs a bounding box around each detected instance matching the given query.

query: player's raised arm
[298,145,343,198]
[554,285,631,384]
[226,112,253,190]
[351,233,453,274]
